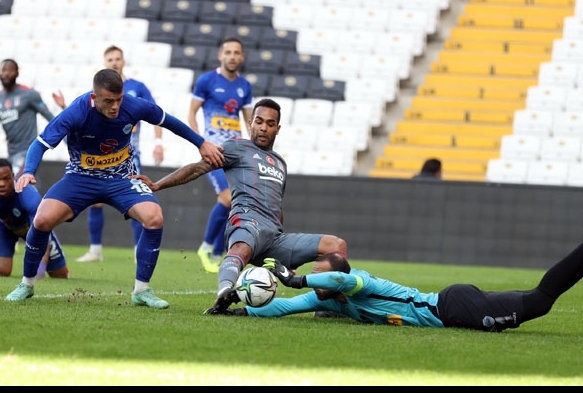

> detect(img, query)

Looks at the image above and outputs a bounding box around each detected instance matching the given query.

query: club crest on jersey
[123,124,133,134]
[100,139,118,154]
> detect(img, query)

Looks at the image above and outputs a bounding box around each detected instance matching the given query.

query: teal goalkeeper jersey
[244,268,444,327]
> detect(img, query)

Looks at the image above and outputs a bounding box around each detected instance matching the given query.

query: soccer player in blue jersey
[4,68,224,308]
[0,158,69,279]
[188,36,253,273]
[224,250,583,332]
[133,98,347,314]
[76,45,165,263]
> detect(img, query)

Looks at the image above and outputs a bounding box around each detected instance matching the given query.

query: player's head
[92,69,124,119]
[249,98,281,150]
[218,36,245,74]
[0,158,15,199]
[103,45,126,76]
[0,59,19,90]
[311,253,351,301]
[419,158,442,178]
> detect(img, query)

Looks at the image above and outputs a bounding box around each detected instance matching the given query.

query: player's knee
[0,260,13,276]
[320,235,347,255]
[48,266,70,279]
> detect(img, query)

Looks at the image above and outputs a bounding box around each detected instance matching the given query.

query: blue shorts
[205,168,229,195]
[44,172,159,221]
[225,207,322,270]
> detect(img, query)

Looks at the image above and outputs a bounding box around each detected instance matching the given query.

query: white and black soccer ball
[235,266,278,307]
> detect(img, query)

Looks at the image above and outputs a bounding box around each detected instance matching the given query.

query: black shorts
[437,284,524,332]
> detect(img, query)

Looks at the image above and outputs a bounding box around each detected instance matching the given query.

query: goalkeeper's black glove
[263,258,306,289]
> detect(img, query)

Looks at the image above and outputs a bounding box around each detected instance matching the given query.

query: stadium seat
[125,0,164,21]
[0,37,17,59]
[486,158,528,184]
[10,0,51,16]
[14,38,54,64]
[35,63,80,89]
[234,3,274,27]
[525,86,568,111]
[281,51,321,77]
[562,16,583,39]
[566,161,583,187]
[552,110,583,137]
[123,65,157,89]
[198,1,238,25]
[170,44,211,71]
[273,124,319,151]
[223,24,263,50]
[49,0,90,17]
[127,42,172,68]
[30,16,72,40]
[0,0,13,15]
[526,160,569,186]
[272,4,314,31]
[348,6,391,32]
[258,28,297,51]
[319,52,362,82]
[539,136,581,162]
[203,48,220,71]
[277,149,304,175]
[537,61,579,88]
[564,87,583,111]
[70,17,111,41]
[551,38,583,63]
[305,77,345,102]
[296,27,338,56]
[244,48,285,75]
[244,72,272,97]
[182,23,226,48]
[329,102,373,148]
[361,53,410,81]
[160,0,200,23]
[149,67,195,94]
[512,109,555,136]
[300,149,355,176]
[334,29,378,55]
[315,126,361,155]
[267,74,310,100]
[90,0,127,18]
[0,14,36,39]
[290,98,334,127]
[147,20,187,45]
[311,4,353,30]
[110,18,150,43]
[52,39,94,65]
[499,134,542,160]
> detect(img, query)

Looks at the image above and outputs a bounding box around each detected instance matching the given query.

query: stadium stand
[371,0,576,183]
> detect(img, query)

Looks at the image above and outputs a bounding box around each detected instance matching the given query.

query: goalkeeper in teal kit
[225,247,583,332]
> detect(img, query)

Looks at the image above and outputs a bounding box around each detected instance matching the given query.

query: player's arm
[188,99,204,134]
[15,138,49,192]
[236,292,322,317]
[132,159,216,192]
[268,260,362,293]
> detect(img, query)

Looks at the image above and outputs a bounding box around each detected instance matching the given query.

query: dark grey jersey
[222,138,287,228]
[0,84,55,156]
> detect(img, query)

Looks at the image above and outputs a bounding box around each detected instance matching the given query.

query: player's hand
[199,141,224,168]
[263,258,305,289]
[52,89,66,109]
[15,173,35,193]
[153,145,164,166]
[130,174,159,191]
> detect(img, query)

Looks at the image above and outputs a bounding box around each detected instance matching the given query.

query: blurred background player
[0,158,69,279]
[412,158,442,180]
[0,59,65,180]
[76,45,165,263]
[189,36,253,273]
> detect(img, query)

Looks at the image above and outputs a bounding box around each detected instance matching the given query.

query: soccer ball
[235,266,278,307]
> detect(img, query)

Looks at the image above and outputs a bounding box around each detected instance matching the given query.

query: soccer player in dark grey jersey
[0,59,64,178]
[133,98,348,314]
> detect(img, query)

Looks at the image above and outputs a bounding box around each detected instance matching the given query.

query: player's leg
[114,177,168,309]
[130,218,143,264]
[46,232,69,279]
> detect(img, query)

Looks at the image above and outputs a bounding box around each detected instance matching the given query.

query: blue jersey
[245,268,444,327]
[37,92,164,179]
[192,68,253,145]
[123,77,156,154]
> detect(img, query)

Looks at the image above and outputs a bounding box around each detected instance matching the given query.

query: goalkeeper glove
[263,258,306,289]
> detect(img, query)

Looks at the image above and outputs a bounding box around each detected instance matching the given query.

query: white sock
[23,276,35,287]
[133,280,148,294]
[89,245,103,255]
[199,242,212,251]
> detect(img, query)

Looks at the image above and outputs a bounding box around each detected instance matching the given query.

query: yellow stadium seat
[457,15,564,30]
[410,96,525,111]
[430,60,539,77]
[423,73,538,89]
[381,145,500,161]
[395,120,513,135]
[389,132,502,149]
[463,3,574,19]
[417,84,527,101]
[437,51,551,64]
[443,39,552,54]
[404,108,513,124]
[469,0,573,6]
[449,27,563,44]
